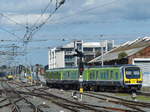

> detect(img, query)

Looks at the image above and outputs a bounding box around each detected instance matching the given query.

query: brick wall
[128,46,150,64]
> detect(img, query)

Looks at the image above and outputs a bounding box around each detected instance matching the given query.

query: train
[6,74,14,80]
[0,72,7,77]
[45,65,143,92]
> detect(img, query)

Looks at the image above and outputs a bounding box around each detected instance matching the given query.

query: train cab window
[126,71,132,75]
[133,71,140,75]
[125,67,140,79]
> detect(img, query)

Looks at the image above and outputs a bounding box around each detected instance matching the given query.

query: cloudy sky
[0,0,150,65]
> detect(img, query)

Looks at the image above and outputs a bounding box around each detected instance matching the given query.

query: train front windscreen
[125,67,140,79]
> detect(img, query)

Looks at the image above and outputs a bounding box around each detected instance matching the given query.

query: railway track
[83,91,150,112]
[0,80,44,112]
[1,80,150,112]
[6,81,118,112]
[13,83,140,112]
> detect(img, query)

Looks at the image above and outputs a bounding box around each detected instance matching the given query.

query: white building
[48,40,114,69]
[48,48,65,69]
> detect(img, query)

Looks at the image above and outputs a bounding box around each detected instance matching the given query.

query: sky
[0,0,150,65]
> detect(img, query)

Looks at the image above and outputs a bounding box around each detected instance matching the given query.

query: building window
[83,48,93,51]
[95,48,101,51]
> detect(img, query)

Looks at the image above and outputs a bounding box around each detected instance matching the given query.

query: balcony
[65,51,75,55]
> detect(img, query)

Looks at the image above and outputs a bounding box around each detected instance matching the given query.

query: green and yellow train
[45,65,143,91]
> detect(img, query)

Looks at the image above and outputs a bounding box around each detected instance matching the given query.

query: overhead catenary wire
[0,27,21,39]
[48,0,120,25]
[0,0,136,66]
[31,0,53,28]
[23,0,65,44]
[0,13,26,28]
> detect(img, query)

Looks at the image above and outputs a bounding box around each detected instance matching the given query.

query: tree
[1,65,7,69]
[44,65,49,70]
[118,52,127,59]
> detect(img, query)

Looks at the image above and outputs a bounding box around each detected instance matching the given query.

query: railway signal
[73,49,84,101]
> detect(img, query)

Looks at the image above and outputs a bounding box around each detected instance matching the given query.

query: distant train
[6,74,14,80]
[0,72,7,77]
[45,65,143,91]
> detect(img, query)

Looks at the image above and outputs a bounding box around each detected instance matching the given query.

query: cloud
[1,0,150,27]
[0,0,55,13]
[84,0,150,21]
[73,0,150,23]
[0,13,52,25]
[121,0,150,21]
[83,0,96,6]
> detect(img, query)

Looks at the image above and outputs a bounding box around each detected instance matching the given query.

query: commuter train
[45,65,143,91]
[6,74,14,80]
[0,72,7,77]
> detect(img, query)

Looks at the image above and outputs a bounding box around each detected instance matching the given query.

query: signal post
[74,49,84,101]
[73,40,84,101]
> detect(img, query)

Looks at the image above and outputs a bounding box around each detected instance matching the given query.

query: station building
[89,37,150,87]
[48,40,114,69]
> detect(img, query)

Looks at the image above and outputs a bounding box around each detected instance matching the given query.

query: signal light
[79,62,84,75]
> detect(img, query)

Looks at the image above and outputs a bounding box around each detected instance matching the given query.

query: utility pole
[11,44,19,77]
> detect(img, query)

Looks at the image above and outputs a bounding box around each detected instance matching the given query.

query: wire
[0,27,20,39]
[31,0,53,29]
[23,0,65,44]
[0,13,26,28]
[49,0,120,24]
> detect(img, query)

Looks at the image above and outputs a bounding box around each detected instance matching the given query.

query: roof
[89,37,150,63]
[62,41,113,48]
[110,37,150,52]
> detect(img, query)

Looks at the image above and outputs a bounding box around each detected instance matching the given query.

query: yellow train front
[123,66,143,91]
[6,74,14,80]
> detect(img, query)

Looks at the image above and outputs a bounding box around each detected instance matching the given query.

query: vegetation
[118,52,127,59]
[116,93,150,101]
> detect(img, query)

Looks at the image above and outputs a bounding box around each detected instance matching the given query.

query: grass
[116,93,150,101]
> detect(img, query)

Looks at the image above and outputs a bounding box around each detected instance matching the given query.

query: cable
[23,0,65,44]
[49,0,120,25]
[0,27,20,39]
[31,0,53,29]
[0,13,26,28]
